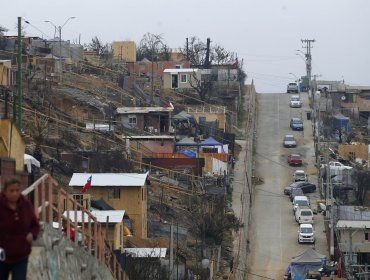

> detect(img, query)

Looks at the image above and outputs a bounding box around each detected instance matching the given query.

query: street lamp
[44,17,76,79]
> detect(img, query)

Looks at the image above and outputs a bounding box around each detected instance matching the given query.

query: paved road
[248,92,328,279]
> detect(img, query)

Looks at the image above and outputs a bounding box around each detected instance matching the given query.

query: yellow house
[0,119,25,171]
[187,105,228,132]
[0,60,13,86]
[69,173,148,239]
[63,210,131,250]
[112,41,136,62]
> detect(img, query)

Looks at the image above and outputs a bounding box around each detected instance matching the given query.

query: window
[180,74,187,83]
[109,188,120,199]
[128,115,137,125]
[175,64,181,69]
[365,232,369,241]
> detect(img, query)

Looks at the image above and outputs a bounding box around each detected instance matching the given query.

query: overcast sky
[2,0,370,93]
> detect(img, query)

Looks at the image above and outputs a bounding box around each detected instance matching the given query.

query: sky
[2,0,370,93]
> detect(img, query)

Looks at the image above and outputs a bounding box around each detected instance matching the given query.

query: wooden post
[48,176,53,223]
[66,193,70,239]
[113,253,117,279]
[81,205,85,246]
[41,179,46,222]
[73,199,78,245]
[34,185,39,219]
[88,214,92,253]
[57,187,62,232]
[94,219,98,257]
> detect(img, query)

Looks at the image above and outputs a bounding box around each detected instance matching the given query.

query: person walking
[0,177,40,280]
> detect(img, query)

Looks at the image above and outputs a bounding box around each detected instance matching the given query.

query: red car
[287,154,303,166]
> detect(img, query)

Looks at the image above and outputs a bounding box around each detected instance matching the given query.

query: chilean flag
[82,175,92,193]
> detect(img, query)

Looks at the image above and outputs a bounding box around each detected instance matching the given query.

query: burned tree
[353,170,370,205]
[188,70,212,101]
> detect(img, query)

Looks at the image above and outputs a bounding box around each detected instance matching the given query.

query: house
[336,220,370,264]
[0,60,14,86]
[124,135,175,155]
[163,68,200,90]
[63,210,131,250]
[112,41,136,62]
[116,105,174,133]
[186,105,229,133]
[69,173,148,239]
[338,143,370,163]
[124,60,191,89]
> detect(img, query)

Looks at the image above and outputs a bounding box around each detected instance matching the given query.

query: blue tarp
[200,137,223,146]
[334,113,351,133]
[290,248,326,280]
[179,150,196,158]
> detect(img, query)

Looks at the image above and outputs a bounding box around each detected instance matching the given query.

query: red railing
[22,174,127,280]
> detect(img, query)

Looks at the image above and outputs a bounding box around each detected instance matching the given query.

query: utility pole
[301,39,315,96]
[186,37,189,61]
[16,16,22,131]
[204,38,211,69]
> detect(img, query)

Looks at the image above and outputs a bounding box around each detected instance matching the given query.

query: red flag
[82,175,92,193]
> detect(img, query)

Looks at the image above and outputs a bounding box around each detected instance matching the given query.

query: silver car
[283,135,297,147]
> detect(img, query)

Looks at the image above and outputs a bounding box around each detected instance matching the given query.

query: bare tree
[353,170,370,205]
[181,36,208,66]
[0,25,8,50]
[211,44,235,65]
[86,36,110,56]
[136,33,164,61]
[188,70,212,101]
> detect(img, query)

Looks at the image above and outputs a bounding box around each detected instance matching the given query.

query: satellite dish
[341,95,346,101]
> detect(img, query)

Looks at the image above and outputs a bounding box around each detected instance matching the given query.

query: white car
[283,135,297,148]
[289,95,302,108]
[292,196,310,212]
[295,206,314,224]
[293,170,308,182]
[298,223,315,244]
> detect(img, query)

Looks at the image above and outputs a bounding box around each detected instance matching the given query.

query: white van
[292,196,310,213]
[295,206,314,224]
[298,223,315,244]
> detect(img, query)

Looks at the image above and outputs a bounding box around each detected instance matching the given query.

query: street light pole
[45,17,76,80]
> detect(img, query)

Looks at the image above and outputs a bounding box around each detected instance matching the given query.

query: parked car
[289,95,302,108]
[284,182,316,195]
[298,223,315,244]
[289,188,304,201]
[295,206,314,224]
[292,170,307,182]
[292,195,310,212]
[288,154,303,166]
[290,118,304,131]
[283,135,297,147]
[287,82,299,93]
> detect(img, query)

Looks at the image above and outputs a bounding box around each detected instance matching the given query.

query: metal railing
[22,174,127,280]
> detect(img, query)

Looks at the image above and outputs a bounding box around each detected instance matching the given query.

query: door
[171,74,178,89]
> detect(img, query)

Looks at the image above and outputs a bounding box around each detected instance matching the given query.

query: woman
[0,177,40,280]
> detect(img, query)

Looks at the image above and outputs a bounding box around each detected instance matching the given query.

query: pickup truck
[287,82,299,93]
[321,161,352,170]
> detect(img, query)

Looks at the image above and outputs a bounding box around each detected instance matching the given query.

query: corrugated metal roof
[116,106,173,114]
[69,173,148,187]
[163,68,198,73]
[63,210,125,223]
[337,220,370,229]
[121,248,167,258]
